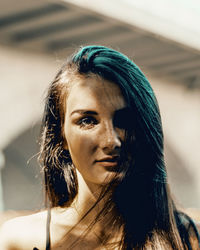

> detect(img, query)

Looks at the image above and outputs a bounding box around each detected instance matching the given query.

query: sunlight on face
[64,76,128,186]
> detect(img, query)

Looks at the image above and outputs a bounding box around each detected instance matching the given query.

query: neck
[72,170,106,222]
[69,170,122,244]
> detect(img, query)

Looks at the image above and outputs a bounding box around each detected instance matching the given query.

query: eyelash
[75,111,132,130]
[77,116,98,128]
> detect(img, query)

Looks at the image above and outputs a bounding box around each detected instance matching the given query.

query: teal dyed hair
[40,45,200,249]
[74,46,163,149]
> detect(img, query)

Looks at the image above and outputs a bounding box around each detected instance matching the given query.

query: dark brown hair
[39,45,200,249]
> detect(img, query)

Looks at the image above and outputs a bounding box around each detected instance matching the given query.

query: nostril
[102,132,121,152]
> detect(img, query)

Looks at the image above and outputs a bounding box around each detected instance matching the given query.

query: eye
[77,116,98,128]
[113,108,134,130]
[113,115,128,129]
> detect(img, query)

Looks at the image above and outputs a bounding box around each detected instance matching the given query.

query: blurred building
[0,0,200,211]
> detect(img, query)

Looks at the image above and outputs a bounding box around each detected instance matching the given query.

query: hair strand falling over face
[39,45,200,250]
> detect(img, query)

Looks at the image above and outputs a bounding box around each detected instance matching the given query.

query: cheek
[65,128,97,163]
[116,128,126,142]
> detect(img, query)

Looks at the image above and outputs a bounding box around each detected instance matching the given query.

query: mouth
[95,156,120,170]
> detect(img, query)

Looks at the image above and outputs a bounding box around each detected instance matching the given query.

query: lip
[95,156,120,168]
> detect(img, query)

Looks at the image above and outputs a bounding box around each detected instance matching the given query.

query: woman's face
[63,76,128,187]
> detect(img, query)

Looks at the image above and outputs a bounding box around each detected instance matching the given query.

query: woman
[0,45,199,249]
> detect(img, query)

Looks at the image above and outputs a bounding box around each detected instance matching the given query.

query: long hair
[39,45,200,249]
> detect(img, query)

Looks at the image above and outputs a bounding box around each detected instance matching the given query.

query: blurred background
[0,0,200,213]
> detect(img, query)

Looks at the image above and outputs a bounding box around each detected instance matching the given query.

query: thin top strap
[46,206,51,250]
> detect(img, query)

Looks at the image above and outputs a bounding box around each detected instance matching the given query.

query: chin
[93,172,117,186]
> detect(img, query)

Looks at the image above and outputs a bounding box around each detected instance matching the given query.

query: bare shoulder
[195,221,200,234]
[0,210,47,250]
[190,221,200,250]
[187,216,200,248]
[184,208,200,233]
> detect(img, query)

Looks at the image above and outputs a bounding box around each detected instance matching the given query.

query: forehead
[66,76,126,113]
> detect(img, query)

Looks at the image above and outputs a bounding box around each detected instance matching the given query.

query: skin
[0,76,127,250]
[62,75,127,237]
[63,76,127,192]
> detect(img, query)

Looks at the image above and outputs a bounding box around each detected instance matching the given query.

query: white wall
[0,46,60,149]
[151,78,200,208]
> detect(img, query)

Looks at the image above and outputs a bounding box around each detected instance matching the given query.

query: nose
[100,121,122,154]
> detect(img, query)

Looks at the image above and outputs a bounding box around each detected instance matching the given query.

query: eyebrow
[70,110,98,116]
[115,107,130,114]
[70,107,129,116]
